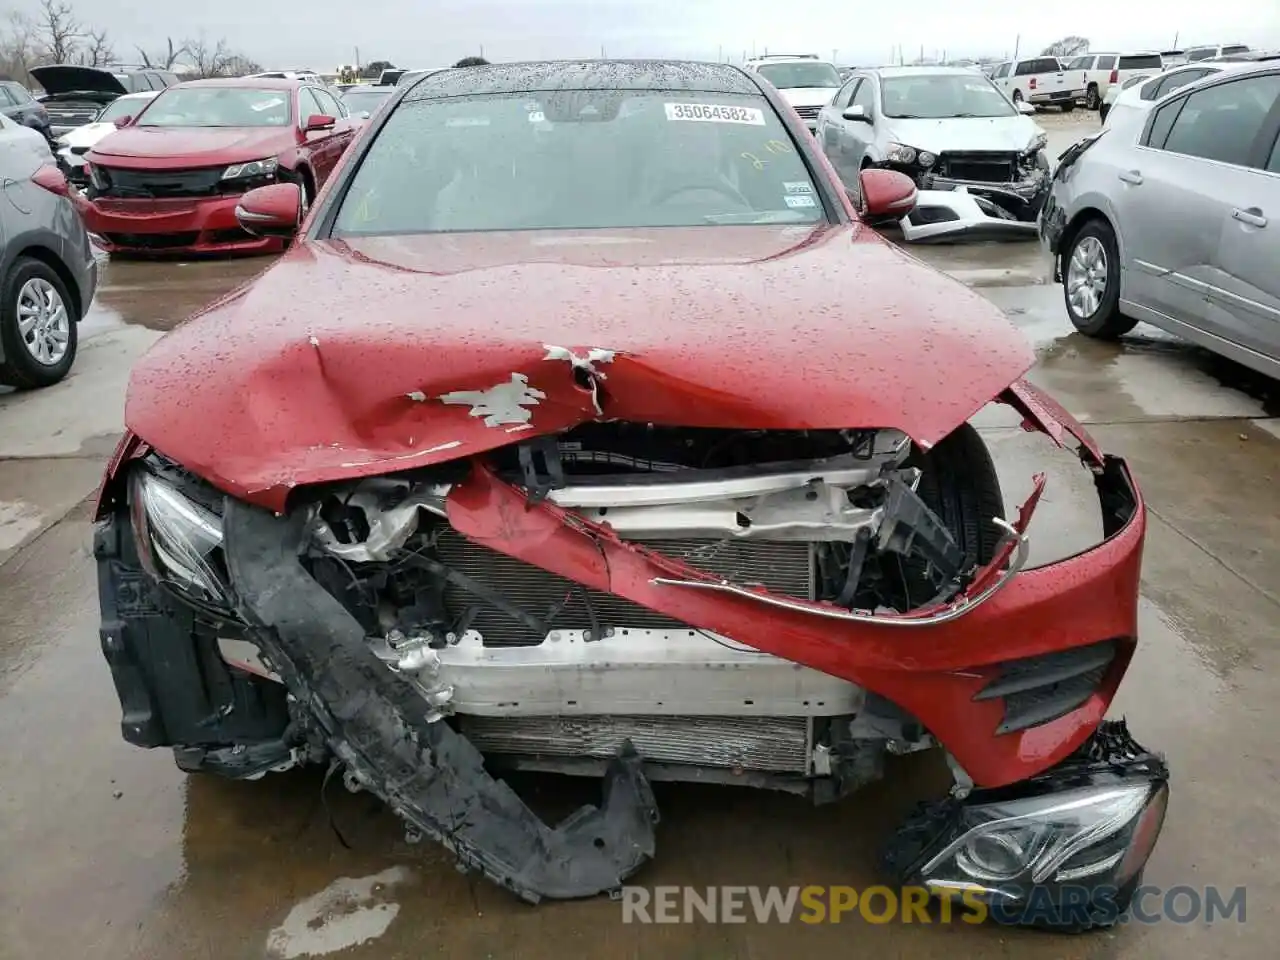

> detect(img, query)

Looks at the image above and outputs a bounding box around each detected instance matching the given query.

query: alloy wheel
[16,277,70,366]
[1067,236,1108,319]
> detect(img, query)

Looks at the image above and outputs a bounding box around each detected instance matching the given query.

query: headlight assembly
[907,778,1169,905]
[129,467,230,606]
[1026,132,1048,154]
[221,156,278,181]
[884,142,920,164]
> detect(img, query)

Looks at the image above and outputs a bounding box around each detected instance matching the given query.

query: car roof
[175,77,303,90]
[402,60,758,99]
[872,65,984,77]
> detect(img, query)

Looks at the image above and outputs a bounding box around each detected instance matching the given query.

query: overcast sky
[50,0,1280,70]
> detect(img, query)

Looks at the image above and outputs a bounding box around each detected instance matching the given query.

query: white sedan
[54,91,157,184]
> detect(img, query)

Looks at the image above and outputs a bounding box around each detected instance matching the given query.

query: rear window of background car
[1119,54,1164,70]
[332,92,828,236]
[1015,58,1060,75]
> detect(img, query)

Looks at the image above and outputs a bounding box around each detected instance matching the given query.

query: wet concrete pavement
[3,109,1279,958]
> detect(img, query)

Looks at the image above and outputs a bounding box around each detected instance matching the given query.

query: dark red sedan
[93,60,1168,925]
[79,77,358,255]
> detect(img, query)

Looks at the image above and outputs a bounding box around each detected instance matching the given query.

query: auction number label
[665,102,766,125]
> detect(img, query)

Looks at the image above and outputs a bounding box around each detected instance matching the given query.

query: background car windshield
[756,62,841,88]
[881,75,1015,118]
[137,88,291,127]
[98,98,143,123]
[341,88,392,111]
[333,92,825,235]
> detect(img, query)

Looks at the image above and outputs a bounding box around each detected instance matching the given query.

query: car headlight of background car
[129,466,230,608]
[885,142,936,168]
[221,156,278,181]
[906,778,1169,905]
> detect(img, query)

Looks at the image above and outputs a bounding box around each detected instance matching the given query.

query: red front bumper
[80,194,282,256]
[439,382,1145,790]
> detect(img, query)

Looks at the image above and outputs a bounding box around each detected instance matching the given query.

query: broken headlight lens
[129,468,229,606]
[1025,132,1048,154]
[914,780,1168,902]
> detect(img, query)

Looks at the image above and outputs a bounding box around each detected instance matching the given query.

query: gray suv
[1041,64,1280,379]
[0,116,98,389]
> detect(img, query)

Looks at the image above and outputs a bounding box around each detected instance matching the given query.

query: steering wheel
[647,181,749,207]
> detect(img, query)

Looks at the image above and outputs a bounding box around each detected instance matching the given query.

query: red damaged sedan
[80,77,357,255]
[93,61,1168,925]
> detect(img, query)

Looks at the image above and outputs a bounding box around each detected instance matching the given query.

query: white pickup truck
[988,55,1084,110]
[1063,51,1165,109]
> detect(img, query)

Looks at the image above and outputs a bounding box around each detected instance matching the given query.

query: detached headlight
[885,141,920,164]
[221,156,278,180]
[1026,132,1048,154]
[129,468,229,606]
[911,780,1168,903]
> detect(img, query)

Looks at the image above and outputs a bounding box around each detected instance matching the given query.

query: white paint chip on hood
[266,866,415,958]
[438,372,546,427]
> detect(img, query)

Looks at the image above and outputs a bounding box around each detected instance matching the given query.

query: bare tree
[185,32,232,77]
[0,11,38,86]
[1041,36,1090,58]
[137,36,186,69]
[34,0,82,63]
[78,28,113,67]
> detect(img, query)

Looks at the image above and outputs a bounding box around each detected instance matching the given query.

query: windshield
[98,97,146,122]
[333,91,825,235]
[1222,45,1249,55]
[341,88,392,112]
[880,74,1015,119]
[137,87,292,127]
[1185,47,1216,61]
[756,62,841,89]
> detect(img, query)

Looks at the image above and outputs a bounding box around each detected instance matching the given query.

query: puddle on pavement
[88,255,276,333]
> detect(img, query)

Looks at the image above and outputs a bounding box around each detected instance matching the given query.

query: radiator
[434,530,813,646]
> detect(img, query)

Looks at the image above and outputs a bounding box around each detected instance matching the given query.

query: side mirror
[858,168,917,223]
[235,182,302,238]
[303,113,336,133]
[842,105,870,122]
[113,115,133,128]
[1016,101,1036,115]
[357,110,371,119]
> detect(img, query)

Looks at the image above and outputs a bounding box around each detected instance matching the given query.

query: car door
[311,86,357,177]
[1203,75,1280,359]
[817,76,857,158]
[1118,74,1280,343]
[297,87,338,183]
[818,77,863,188]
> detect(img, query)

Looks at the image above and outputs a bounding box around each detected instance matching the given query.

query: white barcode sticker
[665,102,766,125]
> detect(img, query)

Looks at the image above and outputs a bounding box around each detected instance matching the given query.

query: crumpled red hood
[126,224,1034,510]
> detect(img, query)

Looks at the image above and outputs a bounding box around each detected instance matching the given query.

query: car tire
[1062,219,1137,339]
[1099,103,1110,123]
[0,257,79,390]
[1085,84,1101,109]
[1012,89,1024,103]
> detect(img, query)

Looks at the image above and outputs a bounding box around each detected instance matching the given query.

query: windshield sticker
[783,181,812,194]
[250,97,285,112]
[665,102,766,125]
[446,116,490,127]
[784,194,816,208]
[528,110,545,123]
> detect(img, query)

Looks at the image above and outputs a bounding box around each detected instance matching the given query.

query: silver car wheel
[1067,236,1107,319]
[16,277,70,366]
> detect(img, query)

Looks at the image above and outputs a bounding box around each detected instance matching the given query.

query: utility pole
[479,44,485,59]
[1173,31,1179,48]
[1013,34,1020,60]
[718,44,723,61]
[832,48,838,64]
[354,47,360,72]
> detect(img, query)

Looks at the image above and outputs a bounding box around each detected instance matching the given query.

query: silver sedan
[1040,63,1280,378]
